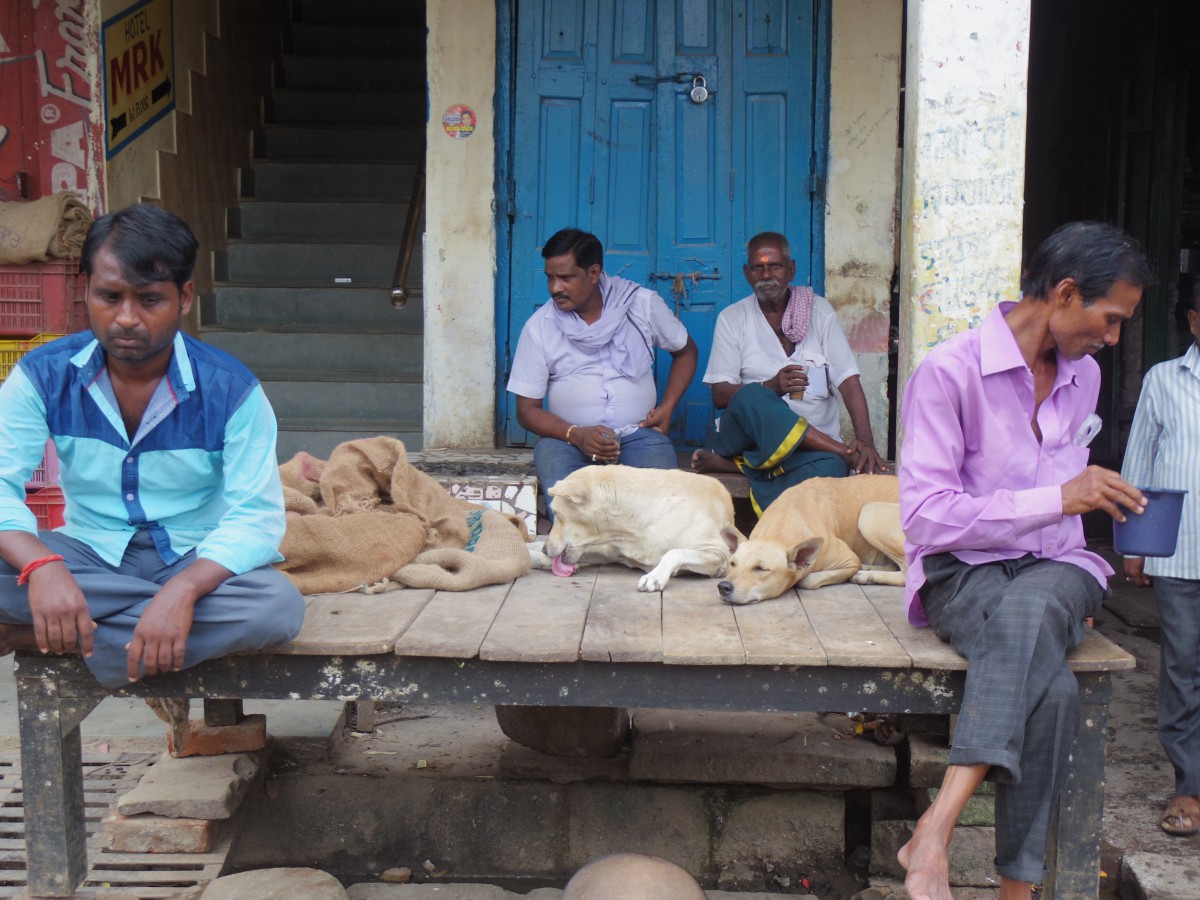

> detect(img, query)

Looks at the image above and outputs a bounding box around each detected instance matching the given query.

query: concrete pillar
[424,0,498,448]
[897,0,1030,421]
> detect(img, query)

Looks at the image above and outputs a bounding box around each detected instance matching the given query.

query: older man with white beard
[693,231,886,516]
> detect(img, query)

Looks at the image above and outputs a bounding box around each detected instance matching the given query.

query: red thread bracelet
[16,554,64,586]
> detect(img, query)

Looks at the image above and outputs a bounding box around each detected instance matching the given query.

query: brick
[870,819,999,887]
[167,713,267,758]
[103,811,217,853]
[201,867,348,899]
[566,783,708,872]
[631,710,895,788]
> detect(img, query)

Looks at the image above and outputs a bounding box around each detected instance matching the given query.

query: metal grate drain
[0,753,231,898]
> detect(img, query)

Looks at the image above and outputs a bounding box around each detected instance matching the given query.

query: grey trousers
[920,553,1106,884]
[0,530,305,688]
[1154,576,1200,797]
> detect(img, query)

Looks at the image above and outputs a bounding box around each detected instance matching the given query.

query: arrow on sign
[151,77,171,103]
[110,113,127,136]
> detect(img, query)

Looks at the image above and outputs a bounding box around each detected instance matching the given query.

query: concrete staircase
[199,0,427,461]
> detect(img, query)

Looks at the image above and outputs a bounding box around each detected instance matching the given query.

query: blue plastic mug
[1113,488,1188,557]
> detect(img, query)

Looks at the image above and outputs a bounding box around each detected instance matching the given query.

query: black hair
[747,231,792,260]
[542,228,603,270]
[1020,221,1151,305]
[80,203,198,292]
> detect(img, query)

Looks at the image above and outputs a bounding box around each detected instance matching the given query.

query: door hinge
[807,151,826,198]
[589,173,595,205]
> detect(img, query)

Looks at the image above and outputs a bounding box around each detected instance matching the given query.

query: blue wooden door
[504,0,823,447]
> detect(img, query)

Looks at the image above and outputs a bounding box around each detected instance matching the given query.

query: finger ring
[591,453,597,462]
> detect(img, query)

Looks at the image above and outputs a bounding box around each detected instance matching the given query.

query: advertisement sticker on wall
[442,104,476,140]
[102,0,175,159]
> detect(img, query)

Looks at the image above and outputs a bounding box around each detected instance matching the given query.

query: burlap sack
[390,506,532,591]
[0,192,92,264]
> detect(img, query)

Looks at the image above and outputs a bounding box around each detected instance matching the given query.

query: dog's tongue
[551,555,577,577]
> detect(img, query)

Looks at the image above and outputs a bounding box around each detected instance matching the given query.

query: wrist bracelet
[565,424,577,443]
[16,554,65,586]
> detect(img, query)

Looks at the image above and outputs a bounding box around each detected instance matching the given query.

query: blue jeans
[0,530,305,687]
[534,427,677,522]
[1155,576,1200,796]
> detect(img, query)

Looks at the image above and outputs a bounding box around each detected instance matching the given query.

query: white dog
[717,474,906,605]
[528,465,740,592]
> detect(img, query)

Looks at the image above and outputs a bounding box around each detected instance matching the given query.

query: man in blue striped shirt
[1122,280,1200,836]
[0,204,304,687]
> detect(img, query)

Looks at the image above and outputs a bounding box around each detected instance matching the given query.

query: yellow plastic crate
[0,333,65,382]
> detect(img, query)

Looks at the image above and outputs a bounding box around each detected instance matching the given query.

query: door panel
[506,0,820,449]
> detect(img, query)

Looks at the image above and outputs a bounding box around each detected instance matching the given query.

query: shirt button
[125,493,134,501]
[126,458,133,464]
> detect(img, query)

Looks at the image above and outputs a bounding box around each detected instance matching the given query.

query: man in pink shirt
[897,222,1150,900]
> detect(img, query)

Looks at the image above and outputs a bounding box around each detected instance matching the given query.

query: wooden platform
[13,569,1133,898]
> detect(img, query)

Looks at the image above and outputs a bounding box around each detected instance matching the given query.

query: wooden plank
[862,584,966,671]
[580,567,663,662]
[732,590,828,666]
[1067,630,1137,672]
[275,591,434,655]
[662,576,745,665]
[396,581,513,658]
[480,568,596,662]
[801,583,911,667]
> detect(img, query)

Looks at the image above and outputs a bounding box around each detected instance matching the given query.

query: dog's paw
[850,570,869,584]
[638,570,668,592]
[527,542,553,569]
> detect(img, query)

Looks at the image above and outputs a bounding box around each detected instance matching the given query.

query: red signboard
[0,1,104,207]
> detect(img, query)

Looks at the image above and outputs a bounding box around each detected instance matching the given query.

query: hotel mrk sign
[102,0,174,158]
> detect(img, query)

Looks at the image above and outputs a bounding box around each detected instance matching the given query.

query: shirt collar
[1181,342,1200,379]
[979,300,1082,389]
[69,331,195,398]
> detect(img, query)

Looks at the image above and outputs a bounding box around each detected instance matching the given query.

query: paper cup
[788,389,805,400]
[1113,488,1188,557]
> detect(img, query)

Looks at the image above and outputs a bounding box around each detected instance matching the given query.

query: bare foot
[897,828,953,900]
[691,448,740,474]
[0,624,39,655]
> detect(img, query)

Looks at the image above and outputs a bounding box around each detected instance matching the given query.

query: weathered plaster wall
[423,0,497,449]
[897,0,1030,401]
[101,0,284,316]
[826,0,902,456]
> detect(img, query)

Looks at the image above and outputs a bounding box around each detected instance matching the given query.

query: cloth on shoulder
[0,192,94,264]
[277,437,531,595]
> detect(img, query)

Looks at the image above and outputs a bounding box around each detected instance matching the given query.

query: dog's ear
[720,524,743,552]
[549,479,590,506]
[787,538,823,570]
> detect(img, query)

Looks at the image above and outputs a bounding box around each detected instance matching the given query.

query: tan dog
[717,474,905,605]
[529,465,740,592]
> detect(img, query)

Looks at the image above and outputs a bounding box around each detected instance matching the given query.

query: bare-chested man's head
[562,853,706,899]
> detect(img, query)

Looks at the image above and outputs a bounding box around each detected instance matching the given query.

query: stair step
[295,0,425,27]
[288,24,425,57]
[202,286,422,330]
[243,162,418,201]
[279,56,425,91]
[257,125,423,161]
[263,379,422,422]
[276,426,423,462]
[203,331,422,377]
[232,201,417,241]
[217,241,421,285]
[270,90,426,126]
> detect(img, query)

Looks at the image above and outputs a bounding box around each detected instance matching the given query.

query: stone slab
[713,790,844,889]
[201,867,348,898]
[498,741,629,784]
[870,820,999,888]
[348,887,810,899]
[566,783,708,873]
[906,733,995,793]
[1121,851,1200,900]
[630,710,896,788]
[861,879,1000,899]
[916,787,996,826]
[494,705,630,758]
[118,751,260,820]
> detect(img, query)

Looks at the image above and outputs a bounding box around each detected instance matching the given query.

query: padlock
[690,75,708,104]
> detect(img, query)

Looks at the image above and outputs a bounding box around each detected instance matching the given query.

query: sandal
[1160,795,1200,836]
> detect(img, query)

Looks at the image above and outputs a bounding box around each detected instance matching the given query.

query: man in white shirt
[694,232,886,515]
[507,228,698,520]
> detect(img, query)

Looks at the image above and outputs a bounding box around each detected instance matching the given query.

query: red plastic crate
[27,440,60,489]
[25,487,65,530]
[0,260,87,337]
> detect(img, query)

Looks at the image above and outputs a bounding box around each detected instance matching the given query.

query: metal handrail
[390,149,426,308]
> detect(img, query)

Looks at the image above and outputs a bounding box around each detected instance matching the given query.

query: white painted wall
[898,0,1030,392]
[423,0,497,449]
[826,0,903,457]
